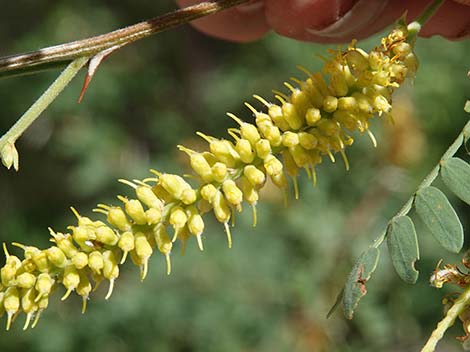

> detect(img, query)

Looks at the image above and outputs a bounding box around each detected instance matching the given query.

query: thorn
[78,45,123,103]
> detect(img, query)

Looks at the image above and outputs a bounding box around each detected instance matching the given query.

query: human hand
[176,0,470,42]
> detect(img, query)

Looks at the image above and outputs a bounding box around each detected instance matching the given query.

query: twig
[0,57,89,169]
[421,286,470,352]
[0,0,249,77]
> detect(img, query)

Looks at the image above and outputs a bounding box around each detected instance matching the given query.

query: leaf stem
[421,285,470,352]
[0,57,89,166]
[0,0,249,78]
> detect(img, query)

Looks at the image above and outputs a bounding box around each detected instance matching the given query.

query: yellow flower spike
[46,246,68,268]
[102,250,119,299]
[34,273,54,302]
[77,271,91,313]
[4,286,19,330]
[118,231,135,264]
[88,251,104,275]
[61,265,80,301]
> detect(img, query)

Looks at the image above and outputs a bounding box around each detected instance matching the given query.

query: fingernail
[306,0,388,38]
[237,1,264,13]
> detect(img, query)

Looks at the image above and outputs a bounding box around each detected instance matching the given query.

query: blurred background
[0,1,469,351]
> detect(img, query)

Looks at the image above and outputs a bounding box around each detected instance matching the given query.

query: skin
[176,0,470,43]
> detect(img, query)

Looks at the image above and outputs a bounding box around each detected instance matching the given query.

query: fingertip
[176,0,269,42]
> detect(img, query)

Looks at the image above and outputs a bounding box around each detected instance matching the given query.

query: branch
[0,0,249,77]
[421,286,470,352]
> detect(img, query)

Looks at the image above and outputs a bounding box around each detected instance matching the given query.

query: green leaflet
[414,186,463,253]
[387,216,419,284]
[441,157,470,206]
[342,247,380,320]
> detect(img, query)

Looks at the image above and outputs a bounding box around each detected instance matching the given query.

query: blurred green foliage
[0,2,469,351]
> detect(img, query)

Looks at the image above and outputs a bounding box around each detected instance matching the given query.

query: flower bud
[77,271,91,313]
[222,180,243,207]
[46,246,67,268]
[323,96,338,113]
[264,155,283,177]
[35,273,54,300]
[209,140,239,168]
[50,231,79,258]
[154,226,172,274]
[346,49,370,72]
[61,265,80,301]
[88,251,104,275]
[1,264,17,287]
[118,231,135,264]
[1,141,19,171]
[102,250,119,299]
[282,103,303,130]
[298,132,317,150]
[145,208,162,225]
[201,184,217,202]
[255,139,271,159]
[31,251,49,273]
[16,272,36,289]
[213,191,231,224]
[21,288,37,329]
[236,139,255,164]
[317,119,340,137]
[305,107,321,126]
[243,165,265,186]
[181,188,197,205]
[268,106,290,131]
[239,123,261,146]
[170,206,188,233]
[290,90,311,116]
[136,186,164,210]
[282,131,299,148]
[239,176,259,205]
[211,162,228,183]
[72,252,88,270]
[106,206,131,231]
[95,226,119,246]
[122,198,147,225]
[289,145,310,168]
[134,232,153,280]
[4,287,20,330]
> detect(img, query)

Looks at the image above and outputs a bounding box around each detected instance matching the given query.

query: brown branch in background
[0,0,249,77]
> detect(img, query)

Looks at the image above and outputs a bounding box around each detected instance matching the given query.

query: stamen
[367,129,378,148]
[196,234,204,251]
[140,261,148,281]
[105,279,115,300]
[272,90,288,101]
[251,204,258,227]
[252,94,270,107]
[61,288,73,301]
[327,150,336,163]
[118,179,137,189]
[290,77,303,86]
[227,112,244,125]
[224,222,232,249]
[340,149,350,171]
[23,313,32,331]
[81,297,88,314]
[293,177,299,200]
[120,251,129,264]
[244,102,258,115]
[296,65,312,77]
[283,82,297,93]
[166,254,172,275]
[31,311,41,329]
